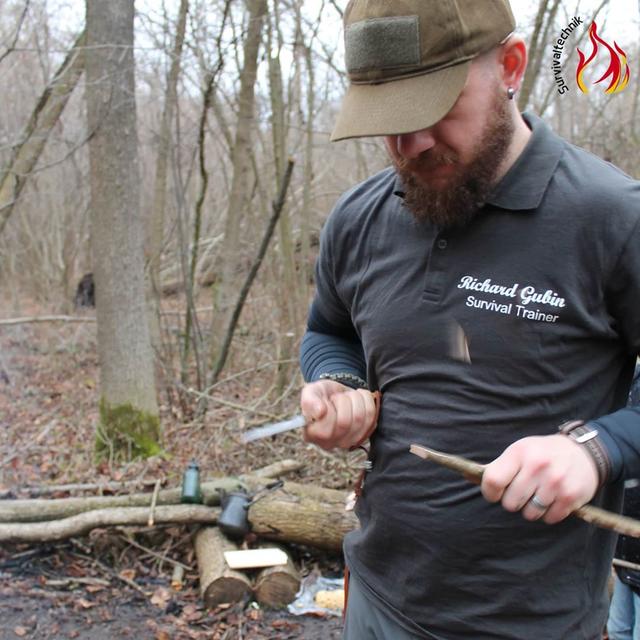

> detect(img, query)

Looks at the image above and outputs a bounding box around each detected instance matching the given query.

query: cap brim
[330,61,471,142]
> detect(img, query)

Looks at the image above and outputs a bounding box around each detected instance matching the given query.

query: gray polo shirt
[310,114,640,639]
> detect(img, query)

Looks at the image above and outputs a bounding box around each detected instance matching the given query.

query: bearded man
[299,1,640,638]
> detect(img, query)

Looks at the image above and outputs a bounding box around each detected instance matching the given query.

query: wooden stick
[410,444,640,538]
[147,479,162,527]
[0,315,96,326]
[251,459,305,478]
[0,505,219,543]
[120,533,193,571]
[0,478,160,499]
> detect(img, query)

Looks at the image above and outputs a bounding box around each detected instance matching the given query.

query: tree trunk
[267,1,299,405]
[85,0,160,460]
[297,1,319,294]
[207,0,267,385]
[0,30,85,235]
[518,0,559,112]
[146,0,190,352]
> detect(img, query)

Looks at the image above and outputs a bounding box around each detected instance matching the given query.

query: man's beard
[395,94,515,228]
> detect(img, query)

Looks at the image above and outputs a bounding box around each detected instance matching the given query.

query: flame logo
[576,22,630,94]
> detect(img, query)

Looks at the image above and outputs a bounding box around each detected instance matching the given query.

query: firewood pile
[0,459,357,609]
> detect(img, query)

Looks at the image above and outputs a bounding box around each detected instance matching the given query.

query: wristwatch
[558,419,610,486]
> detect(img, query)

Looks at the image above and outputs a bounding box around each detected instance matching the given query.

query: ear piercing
[507,87,515,100]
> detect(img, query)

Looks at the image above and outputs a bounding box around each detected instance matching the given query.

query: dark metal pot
[218,490,251,539]
[217,480,284,540]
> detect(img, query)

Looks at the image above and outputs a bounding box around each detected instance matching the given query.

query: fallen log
[0,505,219,543]
[0,460,304,524]
[253,544,300,607]
[0,464,357,550]
[0,479,240,523]
[194,527,252,608]
[244,479,358,552]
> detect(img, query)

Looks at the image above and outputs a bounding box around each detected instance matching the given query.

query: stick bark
[0,505,218,543]
[410,444,640,539]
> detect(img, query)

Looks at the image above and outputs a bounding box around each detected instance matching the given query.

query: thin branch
[0,0,31,66]
[0,505,220,543]
[209,158,296,385]
[410,444,640,539]
[0,315,96,326]
[120,532,194,571]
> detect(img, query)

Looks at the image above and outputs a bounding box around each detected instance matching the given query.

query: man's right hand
[300,380,378,450]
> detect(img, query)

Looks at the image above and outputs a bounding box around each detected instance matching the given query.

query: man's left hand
[481,434,599,524]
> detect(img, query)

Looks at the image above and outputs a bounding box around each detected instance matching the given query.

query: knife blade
[242,414,307,443]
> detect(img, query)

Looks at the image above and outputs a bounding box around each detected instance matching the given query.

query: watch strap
[558,419,610,486]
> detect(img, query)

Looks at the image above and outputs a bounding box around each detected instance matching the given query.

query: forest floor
[0,296,352,639]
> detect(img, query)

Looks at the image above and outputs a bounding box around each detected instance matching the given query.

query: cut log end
[203,575,252,609]
[194,527,252,609]
[253,545,300,607]
[254,571,300,608]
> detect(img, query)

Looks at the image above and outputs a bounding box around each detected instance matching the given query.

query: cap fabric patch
[345,16,421,75]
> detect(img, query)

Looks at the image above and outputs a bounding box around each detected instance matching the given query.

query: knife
[242,414,307,443]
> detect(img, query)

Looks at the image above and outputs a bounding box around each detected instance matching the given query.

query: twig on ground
[0,316,96,326]
[120,533,193,571]
[44,576,111,588]
[0,478,160,499]
[71,551,148,596]
[147,479,162,527]
[1,419,58,466]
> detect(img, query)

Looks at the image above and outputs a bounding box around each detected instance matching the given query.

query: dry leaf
[86,584,106,594]
[119,568,136,581]
[77,598,96,609]
[150,586,171,609]
[14,627,28,637]
[155,631,171,640]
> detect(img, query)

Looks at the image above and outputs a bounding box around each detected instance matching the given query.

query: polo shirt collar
[392,112,565,212]
[487,112,564,211]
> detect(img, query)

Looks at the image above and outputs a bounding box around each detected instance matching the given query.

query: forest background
[0,0,639,487]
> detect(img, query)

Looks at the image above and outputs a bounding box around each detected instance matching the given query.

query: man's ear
[499,36,528,90]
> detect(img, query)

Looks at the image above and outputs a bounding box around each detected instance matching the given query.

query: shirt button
[437,238,448,250]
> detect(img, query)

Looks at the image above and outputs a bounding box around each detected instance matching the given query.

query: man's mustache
[396,150,458,172]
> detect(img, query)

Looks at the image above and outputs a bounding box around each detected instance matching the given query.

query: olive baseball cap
[331,0,516,141]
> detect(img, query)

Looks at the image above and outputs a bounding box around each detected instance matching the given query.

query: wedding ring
[529,494,550,511]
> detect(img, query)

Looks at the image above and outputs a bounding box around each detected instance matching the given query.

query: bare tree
[0,29,85,235]
[85,0,160,460]
[518,0,561,111]
[146,0,190,351]
[206,0,268,386]
[0,0,31,66]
